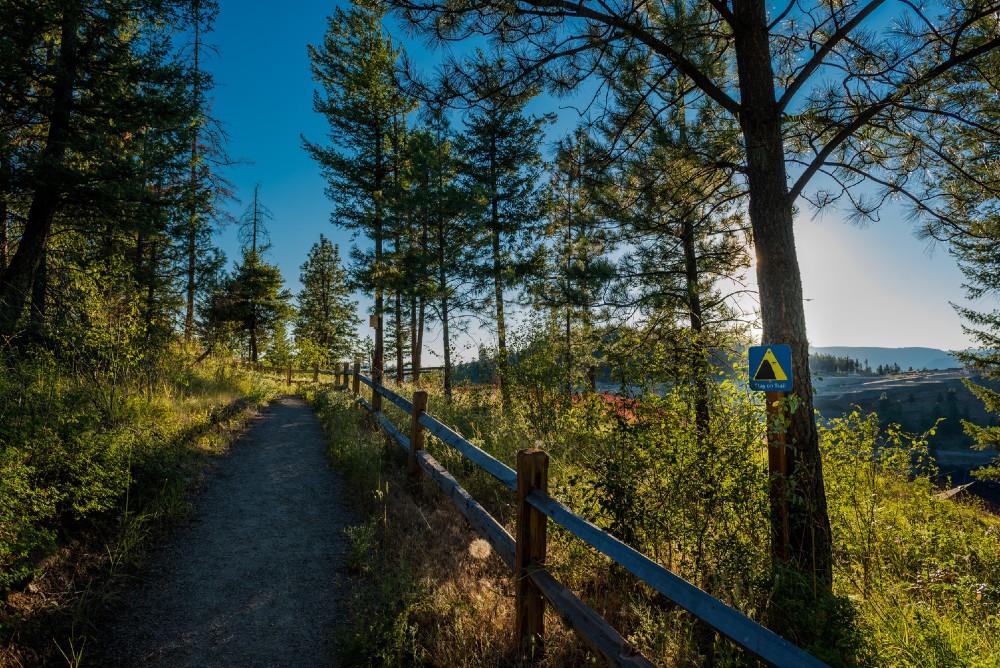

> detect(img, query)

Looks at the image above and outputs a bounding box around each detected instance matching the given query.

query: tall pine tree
[295,235,358,364]
[535,127,616,394]
[304,0,415,404]
[405,108,468,396]
[457,61,549,408]
[207,186,291,362]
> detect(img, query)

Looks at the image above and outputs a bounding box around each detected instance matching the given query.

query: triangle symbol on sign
[755,358,776,380]
[754,348,789,382]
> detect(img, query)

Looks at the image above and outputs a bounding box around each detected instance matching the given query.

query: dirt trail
[94,396,353,667]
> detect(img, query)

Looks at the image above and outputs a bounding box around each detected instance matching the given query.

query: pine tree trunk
[416,295,425,383]
[409,294,417,382]
[249,302,259,363]
[395,290,404,383]
[565,202,573,396]
[682,215,711,442]
[0,197,8,274]
[30,252,46,331]
[416,217,428,385]
[185,222,196,340]
[0,5,80,335]
[488,136,510,409]
[566,306,572,395]
[733,0,832,585]
[439,228,453,400]
[135,230,145,286]
[493,222,509,410]
[147,237,158,326]
[373,125,385,412]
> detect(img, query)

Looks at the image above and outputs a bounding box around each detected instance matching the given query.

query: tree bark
[395,289,404,383]
[438,223,453,399]
[0,4,80,335]
[416,217,428,384]
[249,309,258,363]
[489,135,510,409]
[30,251,46,330]
[415,295,425,384]
[146,236,158,326]
[733,0,832,584]
[493,222,509,410]
[373,123,385,412]
[682,214,711,442]
[0,197,8,274]
[409,294,417,382]
[565,190,573,396]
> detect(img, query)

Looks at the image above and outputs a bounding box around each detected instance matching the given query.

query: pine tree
[0,1,211,339]
[224,251,291,363]
[608,65,750,439]
[404,108,468,396]
[174,0,234,343]
[534,127,616,394]
[457,61,550,408]
[294,235,358,364]
[304,0,416,405]
[208,187,291,362]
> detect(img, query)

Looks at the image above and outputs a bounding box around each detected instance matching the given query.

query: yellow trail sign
[753,348,789,382]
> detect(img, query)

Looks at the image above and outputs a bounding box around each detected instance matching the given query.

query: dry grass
[306,387,603,667]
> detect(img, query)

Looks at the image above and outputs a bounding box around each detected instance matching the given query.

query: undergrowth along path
[96,396,353,667]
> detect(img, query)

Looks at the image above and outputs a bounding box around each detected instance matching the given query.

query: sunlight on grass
[304,377,1000,667]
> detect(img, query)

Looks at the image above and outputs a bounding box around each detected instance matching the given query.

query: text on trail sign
[748,345,793,392]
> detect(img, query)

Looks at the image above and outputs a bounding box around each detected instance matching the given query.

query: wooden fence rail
[251,362,440,384]
[335,370,828,668]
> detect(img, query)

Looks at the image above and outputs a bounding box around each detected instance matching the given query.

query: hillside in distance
[811,346,960,371]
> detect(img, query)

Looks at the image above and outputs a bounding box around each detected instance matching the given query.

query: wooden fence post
[352,360,361,396]
[343,361,350,388]
[516,449,549,659]
[408,391,429,486]
[313,363,319,383]
[286,362,292,384]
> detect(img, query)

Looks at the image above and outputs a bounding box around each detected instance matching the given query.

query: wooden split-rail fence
[254,361,828,668]
[250,361,441,385]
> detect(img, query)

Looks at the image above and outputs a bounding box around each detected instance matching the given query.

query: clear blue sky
[207,0,976,354]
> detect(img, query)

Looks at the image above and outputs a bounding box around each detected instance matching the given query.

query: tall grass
[307,374,1000,667]
[0,344,280,665]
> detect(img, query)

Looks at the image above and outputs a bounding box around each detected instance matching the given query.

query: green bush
[822,411,1000,666]
[312,357,1000,666]
[0,344,271,598]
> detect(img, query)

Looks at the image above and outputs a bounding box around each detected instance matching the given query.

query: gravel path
[95,396,353,667]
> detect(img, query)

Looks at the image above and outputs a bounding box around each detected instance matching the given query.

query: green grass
[0,348,281,666]
[305,377,1000,667]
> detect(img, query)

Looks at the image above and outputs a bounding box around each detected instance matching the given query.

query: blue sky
[207,0,976,355]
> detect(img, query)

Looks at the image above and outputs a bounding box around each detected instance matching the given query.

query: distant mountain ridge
[810,346,960,371]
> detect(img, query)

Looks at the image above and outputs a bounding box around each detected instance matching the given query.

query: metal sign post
[749,345,794,562]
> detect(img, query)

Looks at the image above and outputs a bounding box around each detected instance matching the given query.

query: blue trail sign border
[748,344,793,392]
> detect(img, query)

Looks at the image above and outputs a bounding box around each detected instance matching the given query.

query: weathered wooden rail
[251,361,442,385]
[302,365,830,668]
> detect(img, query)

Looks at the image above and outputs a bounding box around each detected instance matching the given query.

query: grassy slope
[0,355,284,667]
[307,380,1000,668]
